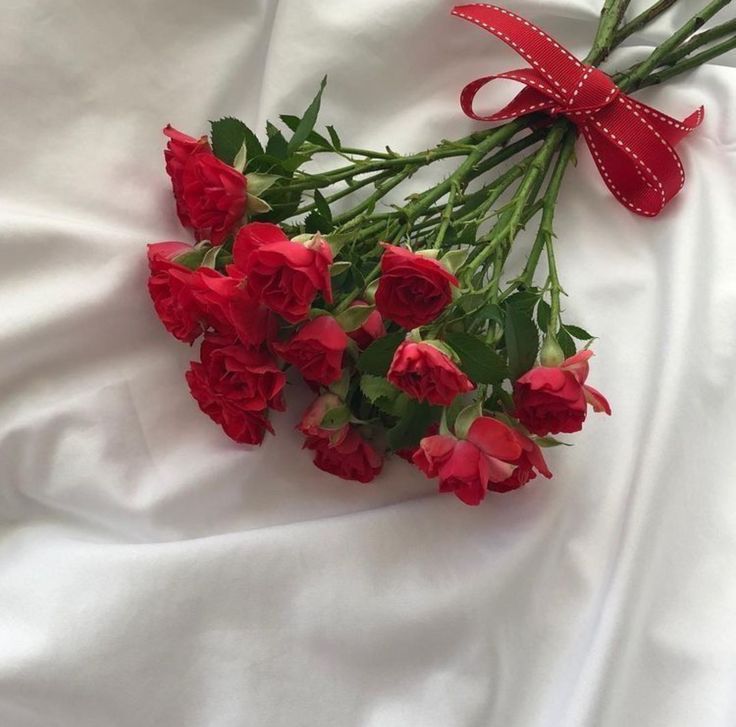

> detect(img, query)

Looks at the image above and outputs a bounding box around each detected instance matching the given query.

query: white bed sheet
[1,0,736,725]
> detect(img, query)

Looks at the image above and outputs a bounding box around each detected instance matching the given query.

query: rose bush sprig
[147,0,734,505]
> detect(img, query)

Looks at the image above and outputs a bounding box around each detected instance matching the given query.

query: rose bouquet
[147,1,736,505]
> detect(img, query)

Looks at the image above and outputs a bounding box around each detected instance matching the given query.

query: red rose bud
[347,301,385,350]
[147,242,203,343]
[233,223,333,323]
[375,244,458,329]
[297,393,349,446]
[387,340,474,406]
[181,154,247,245]
[274,316,348,386]
[513,350,611,436]
[185,335,286,445]
[413,416,550,506]
[163,126,211,229]
[304,426,383,484]
[189,268,275,346]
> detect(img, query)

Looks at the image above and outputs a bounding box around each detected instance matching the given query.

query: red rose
[297,393,349,446]
[233,223,333,323]
[163,125,211,229]
[147,241,203,343]
[274,316,348,386]
[413,416,549,506]
[181,154,247,245]
[348,301,385,349]
[375,245,458,329]
[489,429,552,493]
[513,350,611,436]
[186,335,286,445]
[387,340,474,406]
[190,268,275,346]
[304,427,383,483]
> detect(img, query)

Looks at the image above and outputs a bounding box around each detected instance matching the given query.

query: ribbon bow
[452,4,704,217]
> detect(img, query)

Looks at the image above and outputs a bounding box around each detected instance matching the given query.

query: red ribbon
[452,4,704,217]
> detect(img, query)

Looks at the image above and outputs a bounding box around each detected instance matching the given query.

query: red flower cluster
[147,125,611,504]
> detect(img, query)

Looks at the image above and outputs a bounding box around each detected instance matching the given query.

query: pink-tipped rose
[387,340,474,406]
[413,416,551,506]
[233,223,333,323]
[513,350,611,436]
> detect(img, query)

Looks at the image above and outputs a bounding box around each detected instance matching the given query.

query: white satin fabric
[1,1,736,725]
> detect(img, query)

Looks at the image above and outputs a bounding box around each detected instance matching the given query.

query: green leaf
[440,249,468,274]
[475,303,505,326]
[357,332,405,376]
[387,400,438,451]
[454,402,483,439]
[201,246,222,269]
[536,299,551,332]
[304,211,333,234]
[233,141,247,173]
[536,436,573,448]
[505,290,540,316]
[360,374,400,405]
[457,292,486,313]
[320,405,351,430]
[504,300,539,380]
[287,76,327,154]
[330,260,352,277]
[313,189,333,223]
[210,117,263,165]
[564,324,594,340]
[442,396,467,435]
[172,249,207,270]
[265,122,288,159]
[326,125,341,150]
[557,327,576,358]
[444,331,508,385]
[245,173,280,197]
[246,193,271,215]
[324,232,350,258]
[279,114,331,148]
[336,303,373,332]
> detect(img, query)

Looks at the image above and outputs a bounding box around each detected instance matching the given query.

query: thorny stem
[613,0,679,45]
[623,0,734,87]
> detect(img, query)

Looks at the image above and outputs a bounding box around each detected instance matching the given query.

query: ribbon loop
[452,3,703,217]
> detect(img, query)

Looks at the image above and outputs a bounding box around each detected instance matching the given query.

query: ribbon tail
[624,96,704,146]
[582,124,669,217]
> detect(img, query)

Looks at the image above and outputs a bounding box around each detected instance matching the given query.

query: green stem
[294,169,392,215]
[623,0,734,87]
[331,164,418,226]
[661,18,736,64]
[517,130,577,292]
[613,0,679,45]
[433,181,459,249]
[585,0,633,64]
[634,34,736,89]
